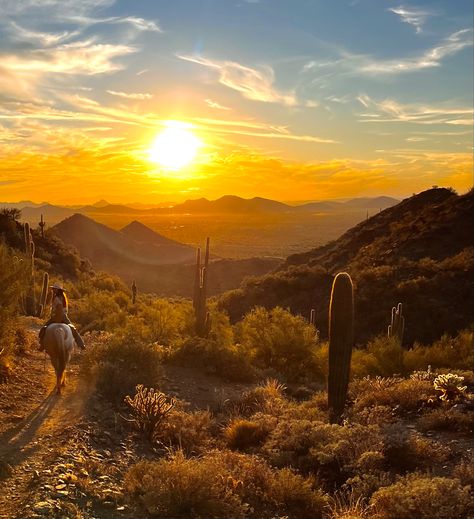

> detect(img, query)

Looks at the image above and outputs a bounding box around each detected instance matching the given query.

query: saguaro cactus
[23,223,36,315]
[388,302,405,345]
[309,308,316,326]
[131,280,137,304]
[39,214,46,238]
[36,272,49,318]
[193,238,211,337]
[328,272,354,424]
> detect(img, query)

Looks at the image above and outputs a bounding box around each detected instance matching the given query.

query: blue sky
[0,0,472,203]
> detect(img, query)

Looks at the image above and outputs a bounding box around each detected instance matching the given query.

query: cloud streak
[107,90,153,100]
[388,5,435,33]
[178,54,298,106]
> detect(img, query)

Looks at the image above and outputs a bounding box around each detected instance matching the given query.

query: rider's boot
[70,326,86,350]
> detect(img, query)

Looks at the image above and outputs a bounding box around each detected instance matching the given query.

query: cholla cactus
[124,384,176,442]
[433,373,467,402]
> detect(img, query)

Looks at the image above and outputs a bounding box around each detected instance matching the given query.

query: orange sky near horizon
[0,0,473,205]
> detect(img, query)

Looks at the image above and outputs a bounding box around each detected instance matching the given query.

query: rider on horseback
[38,284,85,351]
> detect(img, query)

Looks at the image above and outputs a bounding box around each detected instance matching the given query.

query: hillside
[53,214,195,267]
[219,188,474,345]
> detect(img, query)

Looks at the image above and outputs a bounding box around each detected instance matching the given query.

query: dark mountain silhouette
[219,188,474,345]
[51,214,281,296]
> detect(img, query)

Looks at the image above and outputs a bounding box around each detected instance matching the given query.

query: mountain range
[1,195,400,225]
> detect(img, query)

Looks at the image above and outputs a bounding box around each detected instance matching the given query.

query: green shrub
[124,450,328,519]
[370,474,472,519]
[238,306,318,381]
[80,330,163,403]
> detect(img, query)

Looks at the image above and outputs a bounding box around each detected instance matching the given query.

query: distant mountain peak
[92,199,110,208]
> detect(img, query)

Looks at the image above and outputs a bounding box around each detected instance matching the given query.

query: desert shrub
[223,418,269,451]
[382,423,450,472]
[350,405,396,427]
[404,330,474,372]
[74,290,128,332]
[237,306,318,381]
[140,297,194,345]
[452,455,474,487]
[155,408,214,454]
[370,474,472,519]
[313,342,329,381]
[328,490,374,519]
[353,336,405,378]
[418,407,473,433]
[350,376,435,414]
[124,385,176,442]
[0,243,28,379]
[125,449,328,519]
[124,452,247,518]
[264,420,383,484]
[80,330,163,403]
[343,471,394,501]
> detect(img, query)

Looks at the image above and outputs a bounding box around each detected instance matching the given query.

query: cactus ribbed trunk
[328,272,354,424]
[24,222,36,316]
[193,238,211,337]
[37,272,49,318]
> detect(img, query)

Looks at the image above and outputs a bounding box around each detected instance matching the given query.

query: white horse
[43,324,74,395]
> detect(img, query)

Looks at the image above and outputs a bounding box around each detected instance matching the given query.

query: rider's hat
[49,284,66,292]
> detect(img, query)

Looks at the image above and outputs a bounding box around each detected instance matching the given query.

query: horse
[42,323,74,395]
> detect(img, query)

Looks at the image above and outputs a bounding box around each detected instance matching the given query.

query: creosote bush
[370,474,472,519]
[80,329,163,403]
[124,449,328,519]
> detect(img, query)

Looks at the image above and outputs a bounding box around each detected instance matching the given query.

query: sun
[149,121,202,170]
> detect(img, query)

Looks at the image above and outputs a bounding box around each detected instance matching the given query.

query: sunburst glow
[149,121,202,170]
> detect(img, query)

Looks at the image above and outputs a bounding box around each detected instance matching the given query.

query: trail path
[0,347,84,518]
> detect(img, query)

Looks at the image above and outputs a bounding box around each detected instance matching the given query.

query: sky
[0,0,472,204]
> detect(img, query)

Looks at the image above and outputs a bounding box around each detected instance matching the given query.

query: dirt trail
[0,348,84,518]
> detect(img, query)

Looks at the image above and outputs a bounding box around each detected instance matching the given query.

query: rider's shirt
[51,295,67,323]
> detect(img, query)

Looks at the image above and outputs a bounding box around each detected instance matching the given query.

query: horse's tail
[55,326,67,386]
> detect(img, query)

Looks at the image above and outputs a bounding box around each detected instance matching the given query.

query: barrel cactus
[328,272,354,424]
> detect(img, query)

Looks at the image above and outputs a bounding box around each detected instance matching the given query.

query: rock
[33,501,53,514]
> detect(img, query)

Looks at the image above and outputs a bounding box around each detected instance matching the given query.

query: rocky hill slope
[219,188,474,345]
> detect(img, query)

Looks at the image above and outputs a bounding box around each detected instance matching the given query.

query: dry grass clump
[350,376,435,414]
[370,474,472,519]
[231,378,288,417]
[124,449,328,519]
[327,490,373,519]
[223,418,269,451]
[418,407,473,433]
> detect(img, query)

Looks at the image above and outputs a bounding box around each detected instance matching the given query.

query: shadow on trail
[0,391,59,468]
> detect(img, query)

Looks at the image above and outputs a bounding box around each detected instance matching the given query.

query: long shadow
[0,390,59,469]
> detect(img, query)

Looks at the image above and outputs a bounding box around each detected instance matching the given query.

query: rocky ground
[0,328,252,519]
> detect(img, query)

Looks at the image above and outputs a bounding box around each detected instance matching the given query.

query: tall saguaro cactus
[23,222,36,315]
[193,238,211,337]
[388,302,405,345]
[37,272,49,318]
[328,272,354,424]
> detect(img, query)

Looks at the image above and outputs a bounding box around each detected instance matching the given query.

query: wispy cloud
[303,29,473,77]
[107,90,153,100]
[178,54,298,106]
[9,22,79,46]
[205,99,232,111]
[388,5,435,33]
[357,95,473,125]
